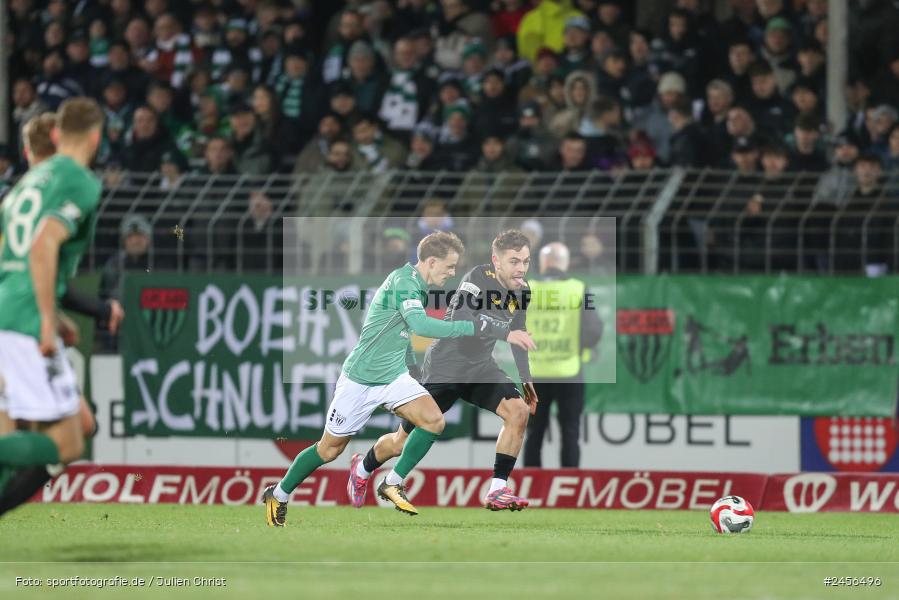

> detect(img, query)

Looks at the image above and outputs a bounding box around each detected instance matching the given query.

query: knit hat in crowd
[227,18,249,32]
[121,214,152,239]
[765,16,792,33]
[443,103,471,121]
[565,16,591,32]
[462,39,486,61]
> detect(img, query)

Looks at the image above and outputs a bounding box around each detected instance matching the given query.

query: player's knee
[316,440,346,463]
[505,400,530,431]
[419,411,445,435]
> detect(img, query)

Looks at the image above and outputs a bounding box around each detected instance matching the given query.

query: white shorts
[0,331,80,421]
[325,371,428,437]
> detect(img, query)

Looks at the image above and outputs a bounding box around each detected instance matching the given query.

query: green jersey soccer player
[263,231,531,524]
[0,99,105,502]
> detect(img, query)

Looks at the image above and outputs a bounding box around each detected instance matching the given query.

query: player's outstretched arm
[402,307,474,338]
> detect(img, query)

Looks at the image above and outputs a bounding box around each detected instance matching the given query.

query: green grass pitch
[1,504,897,599]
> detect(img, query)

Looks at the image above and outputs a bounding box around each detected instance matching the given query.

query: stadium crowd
[6,0,899,276]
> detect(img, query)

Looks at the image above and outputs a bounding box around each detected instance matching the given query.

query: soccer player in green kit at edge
[263,232,536,525]
[0,98,105,511]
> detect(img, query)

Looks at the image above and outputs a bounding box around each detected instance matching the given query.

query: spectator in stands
[874,44,899,110]
[730,136,760,174]
[147,13,198,89]
[412,199,454,257]
[146,81,186,143]
[379,36,434,138]
[747,60,795,139]
[549,70,597,138]
[632,71,686,164]
[377,227,412,271]
[724,38,755,101]
[759,17,798,95]
[240,190,281,272]
[65,31,96,96]
[557,16,592,76]
[352,112,407,173]
[760,142,789,179]
[36,49,83,110]
[814,135,860,206]
[551,132,589,171]
[517,0,584,63]
[191,3,221,53]
[787,114,828,172]
[197,135,237,175]
[668,97,706,167]
[12,79,48,151]
[274,47,312,151]
[700,79,735,166]
[344,41,388,114]
[99,215,152,342]
[583,97,625,169]
[790,78,822,120]
[229,101,274,175]
[434,104,478,170]
[294,112,344,174]
[816,154,888,274]
[492,0,530,39]
[725,106,757,153]
[404,123,441,170]
[863,104,897,161]
[492,34,531,94]
[122,105,181,172]
[434,0,494,70]
[627,132,657,170]
[258,27,283,85]
[472,68,518,138]
[473,134,519,173]
[506,101,556,171]
[323,9,366,84]
[322,138,357,173]
[796,40,826,99]
[103,40,151,103]
[885,124,899,172]
[595,0,630,49]
[595,48,627,103]
[99,77,134,163]
[251,84,283,160]
[125,16,155,64]
[460,40,488,98]
[624,30,657,113]
[517,47,559,107]
[570,229,605,272]
[212,18,263,83]
[650,8,701,96]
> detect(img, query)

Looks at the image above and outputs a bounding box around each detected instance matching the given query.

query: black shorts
[400,367,521,433]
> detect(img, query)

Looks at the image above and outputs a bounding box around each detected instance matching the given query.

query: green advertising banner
[591,275,898,417]
[123,274,899,439]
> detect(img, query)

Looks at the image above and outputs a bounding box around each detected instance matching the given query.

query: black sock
[362,446,384,474]
[0,466,51,516]
[493,453,517,481]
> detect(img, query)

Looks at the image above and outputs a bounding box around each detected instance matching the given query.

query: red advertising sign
[763,472,899,513]
[34,465,767,510]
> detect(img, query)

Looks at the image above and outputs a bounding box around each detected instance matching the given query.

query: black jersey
[421,263,532,384]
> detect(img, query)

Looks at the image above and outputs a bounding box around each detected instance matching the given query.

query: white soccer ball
[709,495,755,534]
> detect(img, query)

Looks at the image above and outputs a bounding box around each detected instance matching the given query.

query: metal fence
[87,168,899,276]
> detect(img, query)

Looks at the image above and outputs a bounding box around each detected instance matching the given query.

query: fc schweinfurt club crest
[616,309,675,383]
[140,288,189,347]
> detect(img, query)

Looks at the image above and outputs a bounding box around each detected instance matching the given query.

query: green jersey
[0,155,102,339]
[343,263,475,385]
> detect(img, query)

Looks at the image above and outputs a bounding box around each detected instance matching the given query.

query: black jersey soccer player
[348,229,539,511]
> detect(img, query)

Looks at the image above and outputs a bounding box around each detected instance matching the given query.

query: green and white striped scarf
[275,74,305,119]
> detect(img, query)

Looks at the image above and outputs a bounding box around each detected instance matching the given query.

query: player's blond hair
[418,231,464,261]
[56,97,104,137]
[22,113,56,161]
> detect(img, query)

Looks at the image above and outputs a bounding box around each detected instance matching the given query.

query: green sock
[393,428,440,478]
[278,443,326,495]
[0,432,60,467]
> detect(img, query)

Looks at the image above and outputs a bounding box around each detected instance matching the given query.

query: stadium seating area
[7,0,899,279]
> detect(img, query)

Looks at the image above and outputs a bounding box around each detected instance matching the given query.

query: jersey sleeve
[511,287,532,380]
[396,272,474,338]
[44,175,100,236]
[447,268,486,328]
